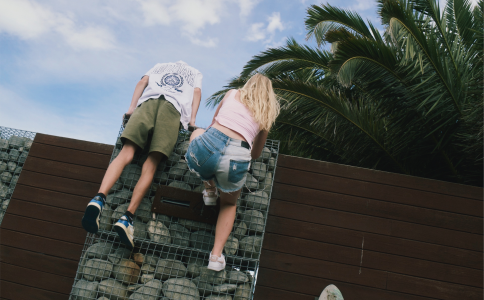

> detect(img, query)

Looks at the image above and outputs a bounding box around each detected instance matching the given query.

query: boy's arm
[190,87,202,126]
[126,75,149,116]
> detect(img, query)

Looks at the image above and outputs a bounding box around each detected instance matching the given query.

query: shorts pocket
[187,136,214,167]
[228,160,250,183]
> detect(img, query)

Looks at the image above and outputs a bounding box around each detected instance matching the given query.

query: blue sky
[0,0,459,144]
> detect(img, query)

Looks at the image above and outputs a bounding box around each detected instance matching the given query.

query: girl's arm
[251,130,269,159]
[208,89,235,128]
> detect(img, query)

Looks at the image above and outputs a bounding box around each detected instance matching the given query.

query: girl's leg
[211,189,241,257]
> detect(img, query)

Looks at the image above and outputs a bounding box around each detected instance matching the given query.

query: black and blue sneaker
[81,195,104,233]
[114,215,134,250]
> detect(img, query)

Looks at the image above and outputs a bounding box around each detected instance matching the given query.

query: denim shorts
[185,127,251,193]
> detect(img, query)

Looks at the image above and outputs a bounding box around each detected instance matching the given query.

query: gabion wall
[70,123,279,300]
[0,126,36,224]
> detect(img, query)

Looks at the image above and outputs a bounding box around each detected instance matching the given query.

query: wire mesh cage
[70,120,279,300]
[0,126,36,225]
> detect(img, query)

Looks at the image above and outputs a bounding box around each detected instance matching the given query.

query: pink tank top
[215,90,260,147]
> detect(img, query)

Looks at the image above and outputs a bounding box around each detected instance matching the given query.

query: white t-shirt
[137,61,203,130]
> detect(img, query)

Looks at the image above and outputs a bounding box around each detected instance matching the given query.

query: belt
[241,141,250,150]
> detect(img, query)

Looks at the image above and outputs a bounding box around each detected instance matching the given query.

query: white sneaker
[319,284,343,300]
[207,252,226,271]
[203,188,218,206]
[114,215,135,250]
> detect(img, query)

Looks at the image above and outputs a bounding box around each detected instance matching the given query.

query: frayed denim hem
[184,155,214,182]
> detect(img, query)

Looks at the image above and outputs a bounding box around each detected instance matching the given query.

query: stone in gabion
[109,181,123,194]
[191,277,213,296]
[13,166,22,174]
[154,214,171,227]
[232,221,247,240]
[141,273,155,284]
[107,247,132,264]
[10,175,19,186]
[8,149,19,161]
[168,181,192,191]
[233,283,251,300]
[239,236,263,259]
[170,223,191,247]
[190,231,215,251]
[129,279,163,300]
[1,172,12,183]
[240,210,264,233]
[244,173,258,190]
[6,162,16,172]
[166,152,181,166]
[1,199,9,211]
[133,253,145,265]
[23,138,33,150]
[169,160,188,180]
[199,268,226,285]
[0,139,8,150]
[112,259,141,285]
[99,204,113,231]
[154,170,169,184]
[255,147,271,162]
[142,254,159,267]
[224,234,238,255]
[0,182,9,199]
[268,158,276,171]
[175,140,190,155]
[185,257,204,278]
[155,259,187,280]
[8,136,24,149]
[133,221,148,239]
[206,296,232,300]
[260,172,273,193]
[86,242,114,260]
[120,164,142,186]
[183,170,202,185]
[161,252,180,260]
[106,189,132,207]
[147,220,171,244]
[19,152,28,163]
[141,264,155,274]
[179,218,214,231]
[162,278,200,300]
[83,259,113,281]
[0,151,8,160]
[71,279,99,300]
[0,162,6,173]
[244,271,254,283]
[135,197,153,222]
[213,284,237,293]
[226,271,249,284]
[251,162,266,180]
[98,298,110,300]
[112,203,130,222]
[128,284,144,292]
[98,279,128,300]
[242,191,269,211]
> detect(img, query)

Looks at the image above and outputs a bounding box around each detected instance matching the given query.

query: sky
[0,0,474,144]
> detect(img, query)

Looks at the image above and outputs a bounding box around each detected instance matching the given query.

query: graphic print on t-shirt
[157,73,184,93]
[151,63,197,87]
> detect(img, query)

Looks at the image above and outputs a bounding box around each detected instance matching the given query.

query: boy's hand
[122,112,132,127]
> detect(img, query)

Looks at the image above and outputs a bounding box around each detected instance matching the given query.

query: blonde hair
[238,74,280,131]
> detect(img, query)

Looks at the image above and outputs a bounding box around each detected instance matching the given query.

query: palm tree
[207,0,483,186]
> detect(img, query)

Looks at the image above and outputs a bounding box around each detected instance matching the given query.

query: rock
[129,279,163,300]
[142,254,159,267]
[98,279,128,300]
[71,279,99,300]
[192,185,204,193]
[0,151,8,160]
[179,219,214,231]
[169,160,188,180]
[13,166,22,174]
[232,222,247,240]
[23,138,33,150]
[8,136,24,149]
[8,149,19,161]
[11,174,19,185]
[185,257,204,278]
[133,221,148,239]
[244,271,254,284]
[199,268,226,285]
[183,170,202,185]
[167,152,181,166]
[1,171,12,183]
[225,271,248,284]
[268,158,276,171]
[0,182,9,199]
[19,152,28,163]
[260,172,273,193]
[162,278,200,300]
[240,210,264,233]
[242,191,269,211]
[140,273,155,284]
[239,236,263,259]
[112,259,141,285]
[190,231,215,251]
[133,253,145,265]
[191,277,213,296]
[6,162,16,172]
[108,248,132,264]
[98,298,110,300]
[206,296,232,300]
[106,189,133,207]
[141,264,155,274]
[83,259,113,281]
[155,259,187,280]
[147,220,171,244]
[86,242,114,260]
[233,283,251,300]
[168,181,192,191]
[244,173,258,190]
[120,164,142,186]
[0,162,6,173]
[128,284,144,292]
[135,198,153,222]
[1,199,9,211]
[154,170,169,184]
[99,204,113,231]
[0,139,8,150]
[154,213,172,227]
[213,284,237,293]
[112,203,130,222]
[255,147,271,162]
[109,181,124,194]
[175,140,191,155]
[251,162,267,180]
[169,224,191,247]
[161,252,180,260]
[224,234,238,255]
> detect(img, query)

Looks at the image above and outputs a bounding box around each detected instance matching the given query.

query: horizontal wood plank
[277,155,483,200]
[254,285,314,300]
[0,280,67,300]
[35,133,114,155]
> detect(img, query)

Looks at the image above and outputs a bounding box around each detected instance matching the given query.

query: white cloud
[246,23,266,41]
[137,0,172,26]
[236,0,260,18]
[267,12,284,33]
[246,12,285,46]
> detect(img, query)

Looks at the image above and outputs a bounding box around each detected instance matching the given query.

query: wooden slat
[265,216,482,269]
[0,263,73,295]
[17,170,99,198]
[7,199,84,228]
[263,233,482,288]
[387,273,482,300]
[272,183,482,234]
[34,133,114,155]
[0,229,83,261]
[259,250,387,289]
[277,155,483,200]
[256,268,431,300]
[23,156,106,184]
[254,285,314,300]
[11,185,89,212]
[1,214,86,245]
[28,142,110,169]
[0,280,67,300]
[0,245,78,278]
[275,167,483,217]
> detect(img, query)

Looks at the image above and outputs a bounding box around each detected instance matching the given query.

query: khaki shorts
[121,96,181,157]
